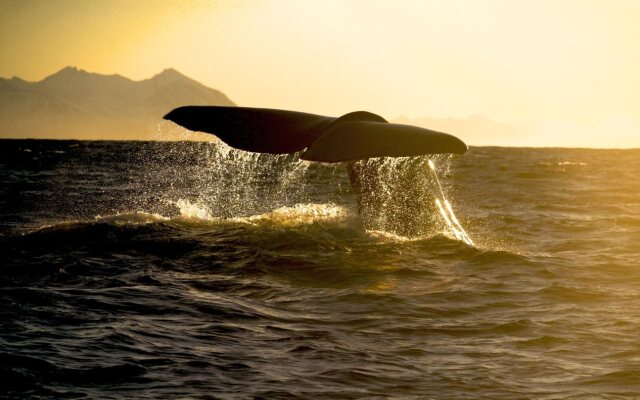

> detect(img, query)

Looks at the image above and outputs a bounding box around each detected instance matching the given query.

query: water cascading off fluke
[428,159,474,246]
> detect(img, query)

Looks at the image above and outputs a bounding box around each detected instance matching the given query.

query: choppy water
[1,139,640,399]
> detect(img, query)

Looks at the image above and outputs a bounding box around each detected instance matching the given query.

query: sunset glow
[1,0,639,147]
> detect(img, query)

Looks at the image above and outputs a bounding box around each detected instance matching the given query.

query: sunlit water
[1,140,640,399]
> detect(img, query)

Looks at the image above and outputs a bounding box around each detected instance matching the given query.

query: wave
[1,352,148,394]
[9,200,481,246]
[0,202,532,279]
[1,201,518,284]
[0,200,530,290]
[538,161,588,166]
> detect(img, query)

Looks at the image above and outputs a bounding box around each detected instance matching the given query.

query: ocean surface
[1,139,639,399]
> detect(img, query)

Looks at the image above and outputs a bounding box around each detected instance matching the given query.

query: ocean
[1,139,639,399]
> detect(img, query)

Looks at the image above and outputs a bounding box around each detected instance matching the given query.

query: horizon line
[1,137,638,151]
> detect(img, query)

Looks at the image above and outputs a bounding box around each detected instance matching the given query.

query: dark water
[1,139,640,399]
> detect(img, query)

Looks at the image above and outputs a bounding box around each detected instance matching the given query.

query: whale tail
[163,106,467,162]
[164,106,468,233]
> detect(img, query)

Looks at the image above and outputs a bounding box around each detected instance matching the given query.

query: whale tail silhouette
[163,106,467,162]
[164,106,468,233]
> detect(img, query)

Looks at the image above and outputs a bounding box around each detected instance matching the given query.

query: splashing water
[172,198,215,220]
[428,159,474,246]
[347,157,436,237]
[347,155,473,241]
[135,138,471,242]
[136,140,320,218]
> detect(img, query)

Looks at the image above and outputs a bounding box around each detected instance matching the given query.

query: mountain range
[0,67,517,144]
[0,67,235,140]
[3,67,637,146]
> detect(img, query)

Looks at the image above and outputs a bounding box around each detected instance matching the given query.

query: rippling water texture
[1,140,640,399]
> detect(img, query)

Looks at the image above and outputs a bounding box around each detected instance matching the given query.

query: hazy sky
[1,0,639,147]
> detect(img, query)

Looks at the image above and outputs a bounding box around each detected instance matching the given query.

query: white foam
[236,203,354,227]
[173,199,214,221]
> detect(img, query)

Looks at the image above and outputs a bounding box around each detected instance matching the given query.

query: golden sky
[1,0,639,147]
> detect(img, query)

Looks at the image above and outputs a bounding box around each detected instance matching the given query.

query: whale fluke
[163,106,467,162]
[301,120,467,162]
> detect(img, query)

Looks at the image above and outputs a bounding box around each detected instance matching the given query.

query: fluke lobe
[163,106,467,162]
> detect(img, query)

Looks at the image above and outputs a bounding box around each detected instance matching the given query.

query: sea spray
[428,159,474,246]
[137,140,317,218]
[137,137,470,240]
[348,156,448,237]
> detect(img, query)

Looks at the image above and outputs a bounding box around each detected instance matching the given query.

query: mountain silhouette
[0,67,235,140]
